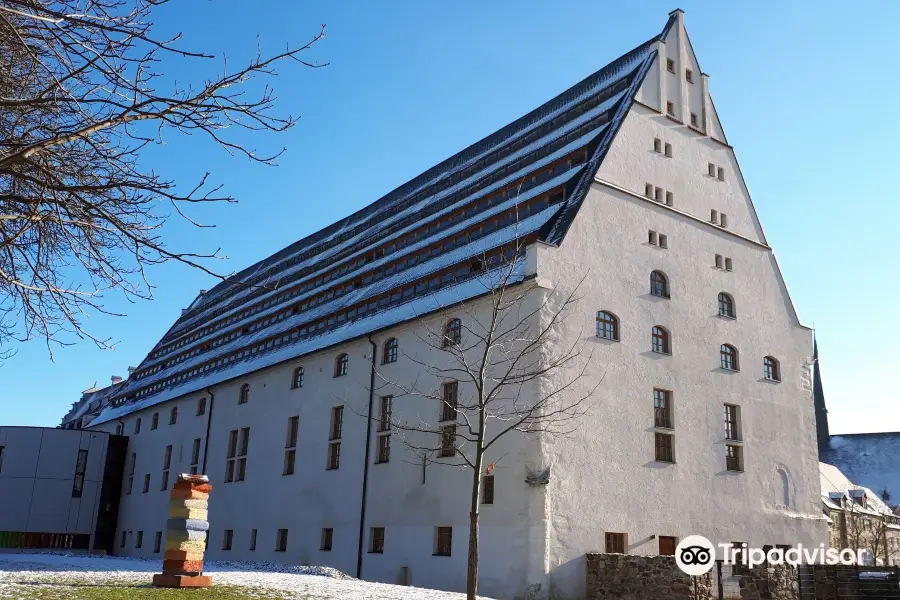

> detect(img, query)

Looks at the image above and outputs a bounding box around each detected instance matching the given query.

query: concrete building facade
[73,11,827,599]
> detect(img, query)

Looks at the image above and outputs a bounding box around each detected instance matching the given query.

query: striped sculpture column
[152,473,213,588]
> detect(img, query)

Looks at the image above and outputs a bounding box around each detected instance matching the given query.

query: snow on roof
[821,433,900,508]
[61,380,126,425]
[819,461,894,517]
[85,14,676,425]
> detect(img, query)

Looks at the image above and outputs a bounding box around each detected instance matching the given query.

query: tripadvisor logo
[675,536,716,576]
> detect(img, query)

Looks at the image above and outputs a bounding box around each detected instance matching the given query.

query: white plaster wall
[533,174,826,599]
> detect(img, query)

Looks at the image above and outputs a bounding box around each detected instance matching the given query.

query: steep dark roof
[92,16,672,425]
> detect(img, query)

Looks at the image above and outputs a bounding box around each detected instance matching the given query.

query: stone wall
[585,554,711,600]
[585,554,799,600]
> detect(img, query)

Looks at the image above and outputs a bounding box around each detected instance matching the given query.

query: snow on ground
[0,552,492,599]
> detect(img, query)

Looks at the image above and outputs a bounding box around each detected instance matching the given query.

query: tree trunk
[467,447,483,600]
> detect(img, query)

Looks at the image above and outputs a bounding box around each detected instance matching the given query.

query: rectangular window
[665,191,673,206]
[482,475,495,505]
[369,527,385,554]
[136,531,143,549]
[376,435,390,464]
[154,531,162,554]
[648,230,658,246]
[190,438,201,475]
[126,476,133,495]
[709,162,717,177]
[143,474,150,493]
[645,183,653,198]
[72,449,88,498]
[435,527,452,556]
[653,137,662,153]
[690,113,698,127]
[225,428,250,483]
[321,528,333,551]
[654,187,663,202]
[710,208,718,223]
[715,254,723,269]
[726,445,743,472]
[717,166,725,181]
[327,442,341,470]
[440,425,457,457]
[725,404,741,441]
[223,529,233,550]
[664,142,672,157]
[284,416,299,475]
[330,406,343,441]
[658,234,668,249]
[653,389,673,429]
[685,69,693,83]
[659,536,677,556]
[197,397,207,416]
[441,382,458,422]
[666,58,675,73]
[724,257,733,272]
[121,531,126,548]
[605,532,626,554]
[0,446,4,474]
[666,101,674,116]
[720,213,728,228]
[160,445,172,491]
[655,433,674,463]
[378,396,392,432]
[276,529,288,552]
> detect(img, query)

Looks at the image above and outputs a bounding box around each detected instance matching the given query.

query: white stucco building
[71,11,827,599]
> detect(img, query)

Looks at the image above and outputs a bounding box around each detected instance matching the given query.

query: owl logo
[675,535,716,575]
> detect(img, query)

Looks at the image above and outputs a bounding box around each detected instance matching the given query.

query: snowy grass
[0,553,491,599]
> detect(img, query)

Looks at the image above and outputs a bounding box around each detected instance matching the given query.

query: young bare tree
[843,491,889,565]
[372,242,598,600]
[0,0,325,356]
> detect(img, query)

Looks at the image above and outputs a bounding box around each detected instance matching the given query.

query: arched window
[718,292,735,318]
[651,326,670,354]
[197,397,207,416]
[650,270,669,298]
[764,356,780,382]
[134,418,141,434]
[776,467,792,508]
[720,344,739,371]
[239,383,250,404]
[115,423,123,436]
[443,318,462,347]
[169,407,178,425]
[596,311,619,341]
[383,338,398,364]
[291,367,304,389]
[151,412,159,429]
[335,353,349,377]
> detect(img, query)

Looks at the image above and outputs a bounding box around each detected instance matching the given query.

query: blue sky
[3,1,898,434]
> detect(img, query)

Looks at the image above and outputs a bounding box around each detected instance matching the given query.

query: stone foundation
[585,553,710,600]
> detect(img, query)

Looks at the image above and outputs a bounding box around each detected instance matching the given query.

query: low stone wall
[585,553,710,600]
[585,554,799,600]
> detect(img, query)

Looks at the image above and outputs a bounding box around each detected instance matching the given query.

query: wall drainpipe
[201,388,215,475]
[356,336,377,579]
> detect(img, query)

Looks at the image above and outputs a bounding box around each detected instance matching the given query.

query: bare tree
[843,492,889,565]
[0,0,326,356]
[370,242,598,600]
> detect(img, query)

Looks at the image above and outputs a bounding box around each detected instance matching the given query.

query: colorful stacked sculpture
[152,473,212,588]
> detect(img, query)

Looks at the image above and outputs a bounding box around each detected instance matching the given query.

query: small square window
[690,113,698,127]
[685,69,693,83]
[658,234,668,249]
[654,187,663,202]
[725,258,733,271]
[666,101,674,116]
[605,532,626,554]
[666,59,675,73]
[709,162,717,177]
[659,536,678,555]
[223,529,233,551]
[275,529,289,552]
[655,432,674,463]
[664,142,672,157]
[648,230,658,246]
[645,183,654,198]
[710,209,718,223]
[720,213,728,228]
[717,166,725,181]
[726,444,743,472]
[715,254,723,269]
[665,191,674,206]
[653,138,662,153]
